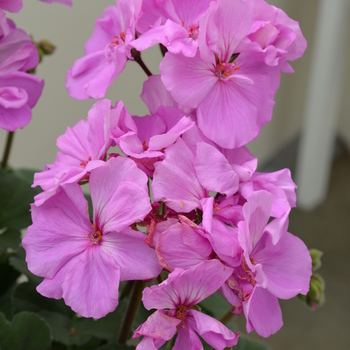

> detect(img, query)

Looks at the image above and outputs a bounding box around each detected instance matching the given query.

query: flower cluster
[24,0,312,348]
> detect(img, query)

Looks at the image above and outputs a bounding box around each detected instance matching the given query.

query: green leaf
[0,253,20,295]
[13,169,38,185]
[0,228,21,253]
[199,290,232,319]
[0,311,51,350]
[75,298,128,341]
[9,255,42,284]
[97,344,136,350]
[12,281,71,316]
[0,170,40,229]
[236,334,272,350]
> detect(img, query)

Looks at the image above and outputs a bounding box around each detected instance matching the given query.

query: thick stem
[117,280,146,344]
[1,132,15,169]
[131,48,152,77]
[159,43,167,57]
[220,308,235,325]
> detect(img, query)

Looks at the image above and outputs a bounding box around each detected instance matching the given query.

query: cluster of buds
[23,0,313,348]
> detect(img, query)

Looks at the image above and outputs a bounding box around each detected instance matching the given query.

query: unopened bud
[310,249,323,271]
[37,40,56,55]
[298,273,325,310]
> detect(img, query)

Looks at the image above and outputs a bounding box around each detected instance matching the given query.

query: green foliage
[236,335,272,350]
[0,168,40,230]
[0,311,52,350]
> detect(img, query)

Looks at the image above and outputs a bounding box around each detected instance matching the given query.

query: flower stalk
[117,280,146,344]
[1,132,14,169]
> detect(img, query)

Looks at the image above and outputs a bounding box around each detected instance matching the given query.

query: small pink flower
[132,0,214,57]
[134,260,238,349]
[66,0,141,99]
[23,157,162,318]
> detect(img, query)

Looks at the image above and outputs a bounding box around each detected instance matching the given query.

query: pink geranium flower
[23,157,162,318]
[160,0,276,149]
[33,99,124,205]
[235,190,312,337]
[245,0,307,73]
[134,260,239,349]
[66,0,141,99]
[132,0,213,57]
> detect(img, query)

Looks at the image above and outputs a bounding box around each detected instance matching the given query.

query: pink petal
[0,0,22,12]
[243,287,283,337]
[23,184,91,279]
[136,337,165,350]
[197,79,260,149]
[143,260,233,310]
[62,247,121,318]
[223,146,257,182]
[140,75,177,114]
[195,142,239,196]
[173,326,201,350]
[156,222,212,270]
[188,309,239,349]
[148,116,194,151]
[240,190,274,252]
[84,6,121,54]
[0,104,31,131]
[66,51,122,100]
[0,71,44,108]
[160,51,217,109]
[102,227,162,281]
[152,138,207,212]
[253,231,312,299]
[89,157,149,232]
[134,310,180,341]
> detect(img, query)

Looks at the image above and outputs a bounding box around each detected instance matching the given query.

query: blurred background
[0,0,349,349]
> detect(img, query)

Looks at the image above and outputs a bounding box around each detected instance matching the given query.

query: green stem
[220,308,235,325]
[117,280,146,344]
[1,132,14,169]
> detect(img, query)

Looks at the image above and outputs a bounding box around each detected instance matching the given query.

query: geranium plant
[0,1,324,349]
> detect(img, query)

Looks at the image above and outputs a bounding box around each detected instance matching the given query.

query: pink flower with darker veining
[134,260,239,349]
[23,157,162,318]
[0,17,43,131]
[160,0,277,149]
[245,0,307,73]
[66,0,141,99]
[33,99,125,205]
[234,190,312,337]
[132,0,213,57]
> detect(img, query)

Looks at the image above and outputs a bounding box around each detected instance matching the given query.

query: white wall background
[1,0,347,171]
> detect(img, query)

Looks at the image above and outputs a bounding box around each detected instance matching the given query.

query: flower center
[176,305,187,320]
[105,32,126,60]
[215,60,240,80]
[86,224,103,245]
[142,140,149,151]
[80,156,92,167]
[188,23,199,40]
[111,32,126,46]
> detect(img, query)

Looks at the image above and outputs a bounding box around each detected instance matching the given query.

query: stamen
[92,230,102,245]
[142,140,149,151]
[80,156,92,167]
[176,305,187,320]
